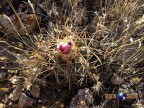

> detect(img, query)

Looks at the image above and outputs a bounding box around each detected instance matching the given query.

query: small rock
[70,88,94,108]
[0,102,5,108]
[12,85,22,101]
[0,70,8,81]
[30,84,40,98]
[0,13,41,36]
[17,93,34,108]
[111,74,124,85]
[9,75,19,85]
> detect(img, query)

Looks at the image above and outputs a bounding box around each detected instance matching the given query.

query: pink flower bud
[58,41,72,54]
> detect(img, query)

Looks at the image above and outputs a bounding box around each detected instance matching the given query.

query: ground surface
[0,0,144,108]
